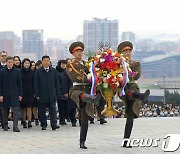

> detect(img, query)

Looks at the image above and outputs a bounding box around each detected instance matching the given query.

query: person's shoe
[28,121,32,128]
[60,121,67,125]
[35,119,39,126]
[66,118,71,122]
[56,125,60,129]
[141,90,150,104]
[52,127,56,130]
[132,90,150,104]
[3,126,8,131]
[100,119,107,124]
[3,126,10,129]
[122,140,132,148]
[52,125,60,130]
[90,121,94,124]
[13,127,20,132]
[41,127,46,130]
[80,142,87,149]
[23,121,27,128]
[72,123,76,127]
[82,93,101,106]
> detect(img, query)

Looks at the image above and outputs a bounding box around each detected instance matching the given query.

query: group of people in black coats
[0,50,107,132]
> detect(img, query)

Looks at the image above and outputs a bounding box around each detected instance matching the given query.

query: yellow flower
[111,70,116,76]
[116,68,123,73]
[97,70,103,76]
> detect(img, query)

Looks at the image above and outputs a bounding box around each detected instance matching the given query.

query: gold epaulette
[68,62,85,82]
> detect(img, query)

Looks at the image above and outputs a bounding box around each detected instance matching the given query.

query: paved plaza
[0,117,180,154]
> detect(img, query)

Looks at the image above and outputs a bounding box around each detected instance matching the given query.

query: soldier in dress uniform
[66,42,101,149]
[117,41,150,148]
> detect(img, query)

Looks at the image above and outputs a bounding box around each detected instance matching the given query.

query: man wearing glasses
[0,51,7,69]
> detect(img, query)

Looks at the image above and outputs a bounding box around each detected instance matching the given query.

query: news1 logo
[121,134,180,152]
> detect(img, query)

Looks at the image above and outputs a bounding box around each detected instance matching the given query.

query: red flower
[111,84,117,90]
[106,76,114,83]
[105,61,118,70]
[100,63,106,70]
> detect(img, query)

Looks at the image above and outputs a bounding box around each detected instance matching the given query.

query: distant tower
[23,30,44,59]
[122,32,135,43]
[83,18,119,52]
[0,31,14,55]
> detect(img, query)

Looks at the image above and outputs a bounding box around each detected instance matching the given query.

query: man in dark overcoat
[34,55,60,130]
[0,56,22,132]
[0,50,7,127]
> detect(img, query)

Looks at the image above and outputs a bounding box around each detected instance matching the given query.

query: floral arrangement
[85,47,137,96]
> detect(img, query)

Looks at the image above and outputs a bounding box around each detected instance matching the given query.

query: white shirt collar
[1,62,6,66]
[43,67,49,70]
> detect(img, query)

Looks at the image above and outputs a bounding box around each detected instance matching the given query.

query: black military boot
[81,93,101,106]
[80,141,87,149]
[100,119,107,124]
[22,121,27,128]
[3,125,8,131]
[13,127,20,132]
[28,121,32,128]
[35,119,39,126]
[132,89,150,104]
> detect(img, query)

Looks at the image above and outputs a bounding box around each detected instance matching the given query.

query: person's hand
[36,97,40,100]
[19,96,22,101]
[64,94,68,98]
[0,96,3,102]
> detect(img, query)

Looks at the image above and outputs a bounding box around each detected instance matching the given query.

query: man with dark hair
[0,56,22,132]
[34,55,60,130]
[0,51,7,69]
[66,42,101,149]
[117,41,150,148]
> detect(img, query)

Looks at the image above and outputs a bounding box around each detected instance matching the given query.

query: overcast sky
[0,0,179,40]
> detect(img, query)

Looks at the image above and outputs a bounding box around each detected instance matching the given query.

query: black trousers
[124,99,135,139]
[57,99,68,123]
[69,108,76,124]
[38,103,57,128]
[0,106,2,125]
[79,103,89,143]
[2,107,19,128]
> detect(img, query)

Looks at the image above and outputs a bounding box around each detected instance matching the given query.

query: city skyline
[0,0,180,40]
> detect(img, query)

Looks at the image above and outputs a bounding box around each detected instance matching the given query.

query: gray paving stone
[0,117,180,154]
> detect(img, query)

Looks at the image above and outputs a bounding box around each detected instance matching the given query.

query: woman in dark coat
[13,56,21,69]
[32,60,42,126]
[56,60,68,125]
[20,58,34,128]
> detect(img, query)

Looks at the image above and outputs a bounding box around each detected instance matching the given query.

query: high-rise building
[13,34,22,54]
[45,38,63,60]
[122,32,135,43]
[23,30,43,59]
[76,35,83,42]
[0,31,14,55]
[83,18,119,52]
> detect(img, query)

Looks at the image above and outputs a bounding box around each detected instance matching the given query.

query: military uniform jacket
[66,59,94,117]
[121,60,141,118]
